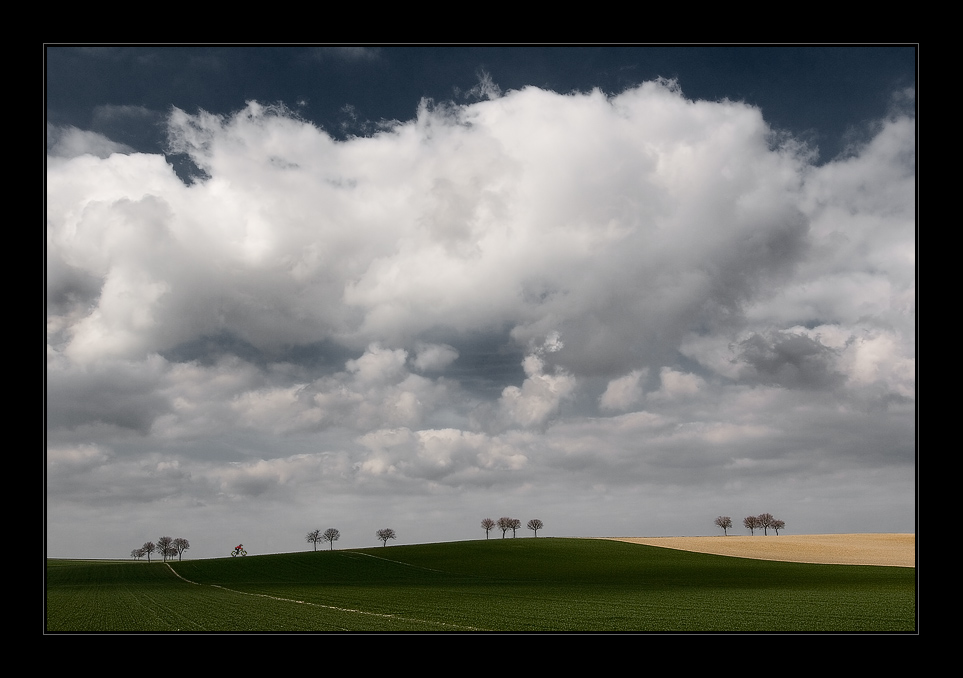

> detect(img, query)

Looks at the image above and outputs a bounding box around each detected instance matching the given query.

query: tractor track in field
[166,562,485,631]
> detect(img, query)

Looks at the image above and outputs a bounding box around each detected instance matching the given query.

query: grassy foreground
[46,538,915,631]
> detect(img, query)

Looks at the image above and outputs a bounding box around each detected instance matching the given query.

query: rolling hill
[46,537,916,631]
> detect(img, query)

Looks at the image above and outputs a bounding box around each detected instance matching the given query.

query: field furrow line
[206,583,485,630]
[166,563,201,584]
[349,550,455,574]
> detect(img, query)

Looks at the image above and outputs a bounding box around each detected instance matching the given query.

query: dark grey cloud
[736,331,845,389]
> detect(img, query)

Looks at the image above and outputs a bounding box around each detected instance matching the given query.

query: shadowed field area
[604,534,915,567]
[47,538,915,631]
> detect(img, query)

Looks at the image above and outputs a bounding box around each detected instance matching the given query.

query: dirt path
[602,533,915,567]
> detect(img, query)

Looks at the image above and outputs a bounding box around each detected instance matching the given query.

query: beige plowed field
[603,533,915,567]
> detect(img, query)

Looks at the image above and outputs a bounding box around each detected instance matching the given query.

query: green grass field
[46,538,916,631]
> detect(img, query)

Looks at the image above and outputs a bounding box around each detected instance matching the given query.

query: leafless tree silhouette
[323,528,340,550]
[714,516,732,536]
[496,517,513,539]
[376,528,396,547]
[157,536,174,562]
[172,537,190,561]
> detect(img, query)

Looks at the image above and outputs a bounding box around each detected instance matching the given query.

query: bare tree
[510,518,521,538]
[481,518,495,539]
[496,517,513,539]
[172,538,190,561]
[131,548,145,560]
[376,528,396,547]
[306,529,323,551]
[772,519,785,535]
[323,528,340,550]
[157,536,174,562]
[757,513,775,536]
[743,516,762,535]
[527,519,544,537]
[142,541,155,563]
[714,516,732,536]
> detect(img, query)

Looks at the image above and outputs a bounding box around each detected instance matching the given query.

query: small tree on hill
[743,516,762,535]
[757,513,775,536]
[172,538,190,561]
[527,519,543,537]
[131,548,145,560]
[496,517,513,539]
[481,518,495,539]
[772,519,785,535]
[323,528,340,550]
[306,529,323,551]
[510,518,521,537]
[376,528,396,547]
[714,516,732,536]
[142,541,155,563]
[157,536,174,562]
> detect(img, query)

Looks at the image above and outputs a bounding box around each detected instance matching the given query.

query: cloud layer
[46,80,915,556]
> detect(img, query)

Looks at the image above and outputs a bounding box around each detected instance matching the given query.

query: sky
[46,46,916,559]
